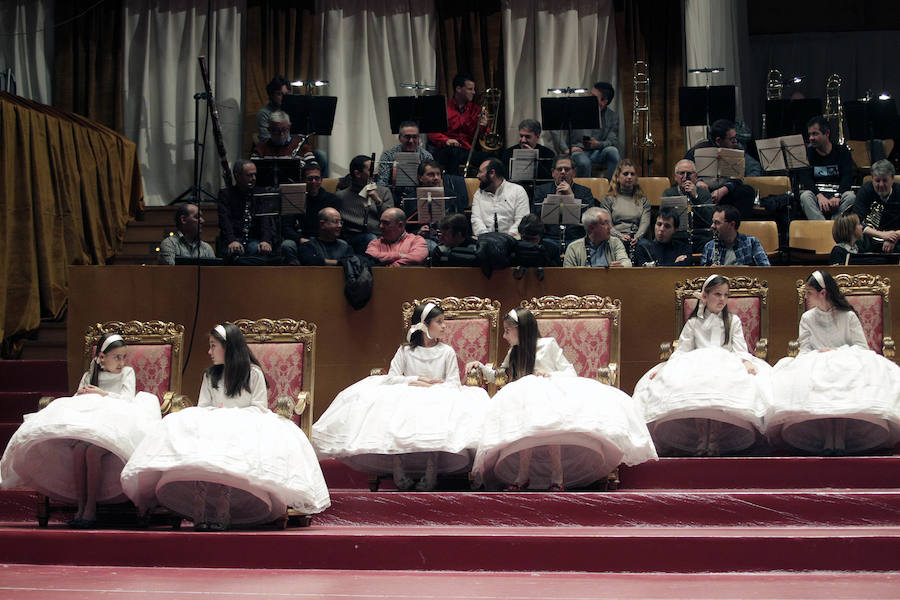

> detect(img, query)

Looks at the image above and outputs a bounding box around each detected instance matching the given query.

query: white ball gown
[472,338,657,490]
[1,366,161,504]
[768,307,900,453]
[312,342,489,476]
[121,365,330,525]
[633,313,773,455]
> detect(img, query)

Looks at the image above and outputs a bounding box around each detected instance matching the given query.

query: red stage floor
[1,565,899,600]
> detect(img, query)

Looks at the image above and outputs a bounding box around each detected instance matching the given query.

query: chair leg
[37,495,50,527]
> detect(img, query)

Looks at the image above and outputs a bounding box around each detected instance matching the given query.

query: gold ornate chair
[787,273,894,358]
[661,277,769,361]
[233,318,317,438]
[37,320,187,526]
[520,295,622,387]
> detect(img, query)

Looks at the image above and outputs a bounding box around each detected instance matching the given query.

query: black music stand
[387,96,448,133]
[764,98,823,138]
[846,98,898,142]
[541,96,599,148]
[251,157,304,188]
[281,95,338,138]
[678,85,736,128]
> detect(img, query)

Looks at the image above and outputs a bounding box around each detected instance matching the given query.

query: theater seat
[740,220,780,259]
[638,177,672,207]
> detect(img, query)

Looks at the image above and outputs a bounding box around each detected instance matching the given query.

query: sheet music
[694,147,745,179]
[539,194,583,225]
[393,152,420,187]
[756,134,808,171]
[415,186,447,224]
[279,184,307,216]
[510,149,538,181]
[658,195,690,232]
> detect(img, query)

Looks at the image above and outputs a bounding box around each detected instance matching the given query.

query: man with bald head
[365,207,428,266]
[298,207,354,266]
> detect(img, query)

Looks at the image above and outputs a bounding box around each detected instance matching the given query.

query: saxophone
[863,199,885,233]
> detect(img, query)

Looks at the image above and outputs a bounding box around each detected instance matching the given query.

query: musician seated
[634,208,691,267]
[365,208,428,267]
[701,204,769,266]
[252,111,311,160]
[852,159,900,253]
[550,82,620,178]
[471,158,530,238]
[256,77,328,175]
[600,159,651,250]
[430,214,478,267]
[517,214,562,267]
[282,162,339,246]
[413,160,468,244]
[563,207,631,267]
[377,120,434,188]
[298,207,355,266]
[158,202,216,265]
[663,159,714,252]
[830,213,862,265]
[796,116,856,221]
[532,155,596,248]
[500,118,556,184]
[426,72,489,175]
[685,119,758,217]
[337,155,395,254]
[218,159,299,264]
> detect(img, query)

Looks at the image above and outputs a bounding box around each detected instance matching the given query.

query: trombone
[631,60,655,175]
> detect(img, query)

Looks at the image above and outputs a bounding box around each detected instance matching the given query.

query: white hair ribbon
[695,274,722,318]
[812,270,825,289]
[406,303,437,342]
[506,309,519,324]
[214,324,228,341]
[100,334,124,353]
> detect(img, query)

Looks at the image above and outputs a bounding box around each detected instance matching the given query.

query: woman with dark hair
[1,333,161,528]
[468,308,656,491]
[633,275,772,456]
[600,159,651,249]
[767,271,900,454]
[313,303,489,490]
[122,323,330,530]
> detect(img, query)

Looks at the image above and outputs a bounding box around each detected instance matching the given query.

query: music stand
[409,187,448,226]
[251,157,304,188]
[694,147,745,180]
[538,194,585,250]
[387,96,448,133]
[281,95,338,137]
[679,86,736,127]
[280,183,307,217]
[541,96,599,149]
[510,149,538,181]
[846,98,898,141]
[756,135,809,172]
[764,98,823,138]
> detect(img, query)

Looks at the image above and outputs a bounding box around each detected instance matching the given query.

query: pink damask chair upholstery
[788,273,894,358]
[661,276,769,361]
[234,318,317,438]
[400,296,501,386]
[521,295,622,388]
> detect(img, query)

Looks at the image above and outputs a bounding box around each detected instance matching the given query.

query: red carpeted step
[0,491,41,522]
[0,422,21,455]
[0,360,69,393]
[315,489,900,528]
[2,524,900,572]
[0,391,42,421]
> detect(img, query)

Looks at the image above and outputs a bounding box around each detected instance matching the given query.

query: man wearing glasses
[662,159,714,252]
[531,155,597,251]
[282,162,340,248]
[377,121,434,187]
[685,119,758,218]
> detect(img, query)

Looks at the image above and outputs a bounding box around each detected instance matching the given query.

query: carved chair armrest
[38,396,55,410]
[161,393,194,415]
[275,395,296,420]
[370,367,386,376]
[659,340,677,361]
[494,368,510,389]
[787,339,800,358]
[884,336,895,359]
[754,338,768,361]
[465,366,485,387]
[597,363,618,387]
[294,391,310,417]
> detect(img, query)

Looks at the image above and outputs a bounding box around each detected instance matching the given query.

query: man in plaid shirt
[701,204,770,266]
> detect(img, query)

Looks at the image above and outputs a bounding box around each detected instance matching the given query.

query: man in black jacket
[532,155,596,250]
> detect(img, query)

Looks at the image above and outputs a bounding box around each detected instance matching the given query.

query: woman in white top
[633,274,772,456]
[468,308,656,491]
[1,333,161,528]
[122,323,329,530]
[768,270,900,454]
[313,303,489,490]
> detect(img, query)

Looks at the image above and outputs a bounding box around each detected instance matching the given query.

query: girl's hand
[742,360,757,375]
[818,347,835,353]
[78,384,107,396]
[464,361,483,373]
[409,380,433,388]
[418,377,443,384]
[534,370,549,377]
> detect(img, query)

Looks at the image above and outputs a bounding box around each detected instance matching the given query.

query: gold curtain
[53,0,125,133]
[243,0,319,152]
[617,0,685,177]
[0,92,141,344]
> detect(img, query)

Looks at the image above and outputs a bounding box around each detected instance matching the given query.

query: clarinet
[627,223,638,263]
[241,190,253,247]
[362,152,377,233]
[711,228,720,266]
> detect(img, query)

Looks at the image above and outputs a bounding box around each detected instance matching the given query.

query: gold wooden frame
[788,273,894,358]
[82,320,186,413]
[663,276,769,360]
[520,294,622,388]
[233,318,317,437]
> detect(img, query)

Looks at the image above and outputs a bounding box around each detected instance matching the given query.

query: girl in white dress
[633,274,772,456]
[468,308,656,491]
[121,324,330,530]
[313,303,489,490]
[1,333,161,528]
[768,270,900,454]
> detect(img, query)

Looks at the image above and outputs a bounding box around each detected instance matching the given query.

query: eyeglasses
[323,218,342,224]
[306,175,322,181]
[554,166,573,172]
[269,126,290,133]
[675,170,696,177]
[400,134,419,140]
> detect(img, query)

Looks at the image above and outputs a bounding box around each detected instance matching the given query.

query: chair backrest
[789,220,835,255]
[83,321,185,401]
[520,295,622,386]
[740,220,779,255]
[464,178,479,207]
[862,175,900,185]
[794,273,892,355]
[744,175,790,198]
[637,176,672,207]
[401,296,501,384]
[846,140,870,169]
[234,318,317,436]
[675,277,768,353]
[573,177,610,201]
[321,178,339,194]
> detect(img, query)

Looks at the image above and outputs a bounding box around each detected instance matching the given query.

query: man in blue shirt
[701,204,770,266]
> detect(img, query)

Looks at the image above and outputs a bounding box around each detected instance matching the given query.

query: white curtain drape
[501,0,619,154]
[684,0,749,148]
[317,0,437,178]
[0,0,53,104]
[123,1,244,206]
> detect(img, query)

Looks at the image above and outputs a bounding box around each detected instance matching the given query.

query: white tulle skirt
[312,376,490,475]
[768,346,900,453]
[0,392,161,503]
[472,375,657,490]
[633,348,773,455]
[121,406,330,525]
